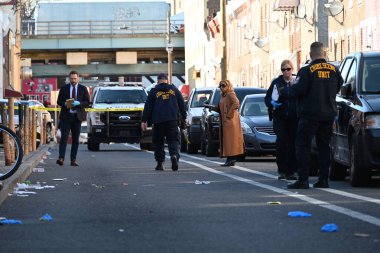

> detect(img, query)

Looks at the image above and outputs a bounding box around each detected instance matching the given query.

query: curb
[0,143,54,206]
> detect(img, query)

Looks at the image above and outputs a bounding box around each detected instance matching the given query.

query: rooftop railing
[22,19,184,37]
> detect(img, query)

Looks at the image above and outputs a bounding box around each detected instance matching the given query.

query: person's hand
[141,122,147,131]
[72,101,80,107]
[271,100,282,109]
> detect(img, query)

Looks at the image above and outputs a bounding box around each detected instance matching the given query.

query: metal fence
[22,19,184,36]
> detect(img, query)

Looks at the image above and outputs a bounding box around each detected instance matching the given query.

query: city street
[0,143,379,252]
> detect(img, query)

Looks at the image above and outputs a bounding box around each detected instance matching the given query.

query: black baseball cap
[157,73,168,80]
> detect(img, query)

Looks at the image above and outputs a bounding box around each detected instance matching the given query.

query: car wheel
[200,131,206,155]
[349,135,370,186]
[87,138,100,151]
[45,123,53,144]
[186,130,198,154]
[205,131,218,157]
[180,130,187,152]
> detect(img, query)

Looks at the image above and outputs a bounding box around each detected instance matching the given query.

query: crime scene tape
[32,107,144,112]
[2,106,144,112]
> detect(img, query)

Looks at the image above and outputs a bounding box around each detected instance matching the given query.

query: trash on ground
[73,182,80,186]
[354,233,370,238]
[46,151,52,156]
[24,180,32,185]
[0,219,22,225]
[52,178,67,181]
[39,213,53,222]
[123,182,128,186]
[119,229,125,232]
[39,160,47,164]
[33,167,45,173]
[267,201,282,205]
[321,223,338,232]
[195,180,210,185]
[91,184,105,189]
[288,211,312,217]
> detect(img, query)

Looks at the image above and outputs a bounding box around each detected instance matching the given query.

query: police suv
[87,84,153,151]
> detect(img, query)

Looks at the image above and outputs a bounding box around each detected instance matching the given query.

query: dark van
[330,51,380,186]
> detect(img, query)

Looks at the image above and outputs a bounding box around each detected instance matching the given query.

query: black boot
[155,162,164,171]
[221,158,236,167]
[171,156,178,171]
[313,179,329,188]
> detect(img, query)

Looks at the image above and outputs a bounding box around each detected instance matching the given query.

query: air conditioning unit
[193,70,201,79]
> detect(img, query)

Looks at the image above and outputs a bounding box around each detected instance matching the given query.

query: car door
[333,56,357,165]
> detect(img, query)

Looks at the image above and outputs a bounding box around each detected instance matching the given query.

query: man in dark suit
[56,70,90,166]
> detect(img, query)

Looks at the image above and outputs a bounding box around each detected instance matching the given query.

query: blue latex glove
[72,101,80,106]
[271,100,282,109]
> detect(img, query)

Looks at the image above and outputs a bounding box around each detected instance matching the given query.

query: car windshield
[96,90,147,104]
[362,57,380,94]
[190,90,213,107]
[241,97,268,116]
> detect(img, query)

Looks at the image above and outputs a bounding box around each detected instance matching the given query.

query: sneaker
[278,173,286,180]
[286,174,297,180]
[155,162,164,171]
[171,156,178,171]
[313,179,329,188]
[287,180,309,189]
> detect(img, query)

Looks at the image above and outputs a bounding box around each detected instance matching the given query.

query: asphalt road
[0,143,379,253]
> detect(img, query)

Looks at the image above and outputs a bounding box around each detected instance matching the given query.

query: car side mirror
[341,80,353,98]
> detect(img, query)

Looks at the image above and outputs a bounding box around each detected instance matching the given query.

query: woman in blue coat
[265,60,298,180]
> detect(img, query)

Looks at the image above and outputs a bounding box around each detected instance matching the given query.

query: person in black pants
[56,70,90,166]
[265,60,298,180]
[288,42,343,189]
[141,73,187,171]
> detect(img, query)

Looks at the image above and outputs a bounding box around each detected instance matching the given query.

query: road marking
[181,154,380,205]
[126,144,380,226]
[180,158,380,227]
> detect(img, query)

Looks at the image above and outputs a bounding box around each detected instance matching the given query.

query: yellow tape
[33,107,144,112]
[2,106,144,112]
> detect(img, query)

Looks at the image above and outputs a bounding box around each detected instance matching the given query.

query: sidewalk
[0,143,54,206]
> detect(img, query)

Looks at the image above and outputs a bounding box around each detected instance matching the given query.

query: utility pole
[167,3,173,84]
[220,0,227,80]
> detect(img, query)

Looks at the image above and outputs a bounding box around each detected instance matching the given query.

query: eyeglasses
[281,68,292,72]
[219,82,227,88]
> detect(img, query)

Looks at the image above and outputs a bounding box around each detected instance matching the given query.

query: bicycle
[0,124,23,181]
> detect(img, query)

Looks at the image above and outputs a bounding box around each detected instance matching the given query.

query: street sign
[166,43,173,53]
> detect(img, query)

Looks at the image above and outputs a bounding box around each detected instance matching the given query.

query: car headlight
[211,115,220,123]
[93,112,105,126]
[241,121,253,134]
[365,114,380,129]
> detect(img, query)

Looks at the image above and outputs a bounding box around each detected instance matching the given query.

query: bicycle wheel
[0,125,23,181]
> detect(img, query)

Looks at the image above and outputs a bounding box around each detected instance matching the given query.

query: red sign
[22,77,58,105]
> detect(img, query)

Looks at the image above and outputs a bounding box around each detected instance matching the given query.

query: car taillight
[365,114,380,129]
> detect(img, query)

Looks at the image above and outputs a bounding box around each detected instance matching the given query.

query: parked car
[0,99,54,147]
[239,94,276,159]
[328,51,380,186]
[200,86,267,157]
[79,121,88,144]
[180,87,213,153]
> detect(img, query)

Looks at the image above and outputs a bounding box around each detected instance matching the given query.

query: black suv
[329,51,380,186]
[181,87,213,154]
[200,86,267,156]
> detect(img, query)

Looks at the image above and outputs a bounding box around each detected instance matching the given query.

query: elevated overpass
[21,17,185,87]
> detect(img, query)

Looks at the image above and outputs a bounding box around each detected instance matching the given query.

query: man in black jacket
[141,73,187,171]
[288,42,343,189]
[56,70,90,166]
